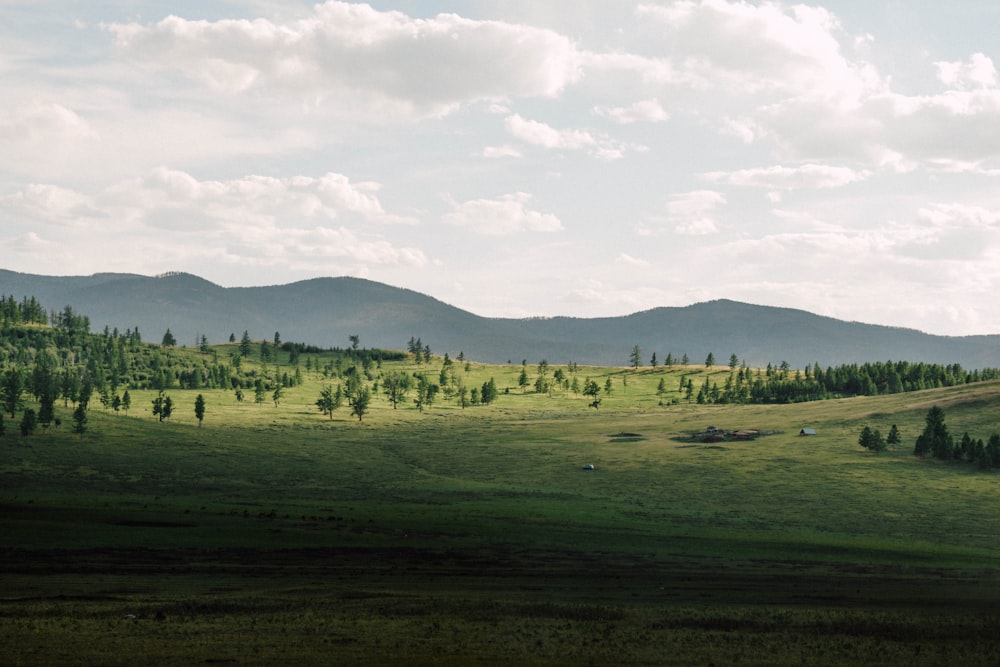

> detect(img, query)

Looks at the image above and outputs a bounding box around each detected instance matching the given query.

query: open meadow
[3,346,1000,665]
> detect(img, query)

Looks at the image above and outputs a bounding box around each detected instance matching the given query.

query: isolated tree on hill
[705,352,715,368]
[535,359,550,394]
[729,354,739,370]
[583,379,601,410]
[240,330,252,357]
[480,378,498,405]
[886,424,901,447]
[194,394,206,428]
[650,352,658,368]
[413,374,438,413]
[383,371,410,409]
[914,406,951,458]
[604,377,613,396]
[229,332,236,343]
[20,408,37,436]
[665,353,674,367]
[38,388,55,429]
[656,377,667,398]
[629,345,641,370]
[681,354,689,365]
[161,329,176,347]
[274,331,281,347]
[518,364,529,393]
[349,334,360,351]
[122,390,131,415]
[72,403,87,437]
[272,385,282,407]
[350,384,371,421]
[316,385,343,419]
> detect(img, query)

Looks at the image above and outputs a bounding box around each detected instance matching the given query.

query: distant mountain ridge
[2,269,999,369]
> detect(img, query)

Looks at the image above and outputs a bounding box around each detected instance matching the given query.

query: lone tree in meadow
[629,345,641,370]
[151,391,173,422]
[705,352,715,368]
[480,378,498,405]
[583,379,602,410]
[914,406,952,459]
[350,384,371,421]
[316,385,342,419]
[72,403,87,437]
[20,408,37,436]
[383,371,410,409]
[161,328,176,347]
[194,394,206,428]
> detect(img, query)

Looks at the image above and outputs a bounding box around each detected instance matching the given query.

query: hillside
[2,268,999,368]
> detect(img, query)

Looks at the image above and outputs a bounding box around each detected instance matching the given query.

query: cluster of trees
[912,406,1000,468]
[857,424,901,454]
[0,295,48,327]
[858,407,1000,470]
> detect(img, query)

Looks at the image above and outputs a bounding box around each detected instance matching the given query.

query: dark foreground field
[5,535,1000,666]
[4,375,1000,665]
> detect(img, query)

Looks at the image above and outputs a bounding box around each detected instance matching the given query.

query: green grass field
[3,348,1000,665]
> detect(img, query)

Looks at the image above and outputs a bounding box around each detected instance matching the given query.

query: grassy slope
[3,346,1000,665]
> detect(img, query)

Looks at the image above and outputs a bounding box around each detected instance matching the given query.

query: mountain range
[2,269,999,369]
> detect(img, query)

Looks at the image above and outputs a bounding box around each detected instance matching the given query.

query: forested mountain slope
[2,269,999,368]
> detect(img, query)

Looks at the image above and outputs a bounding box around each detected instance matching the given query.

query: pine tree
[194,394,206,427]
[914,406,951,459]
[72,403,87,437]
[240,331,252,357]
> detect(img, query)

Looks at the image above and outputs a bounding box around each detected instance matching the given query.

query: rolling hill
[2,268,999,368]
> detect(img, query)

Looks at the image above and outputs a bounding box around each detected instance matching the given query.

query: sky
[2,1,1000,336]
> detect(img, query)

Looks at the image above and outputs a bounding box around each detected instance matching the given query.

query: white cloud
[503,113,632,159]
[443,192,563,235]
[701,164,871,190]
[616,253,650,267]
[667,190,725,235]
[504,114,596,150]
[482,145,522,159]
[917,203,1000,229]
[935,53,998,89]
[92,167,416,228]
[1,168,426,271]
[635,0,883,103]
[594,98,668,124]
[0,101,99,143]
[107,2,583,118]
